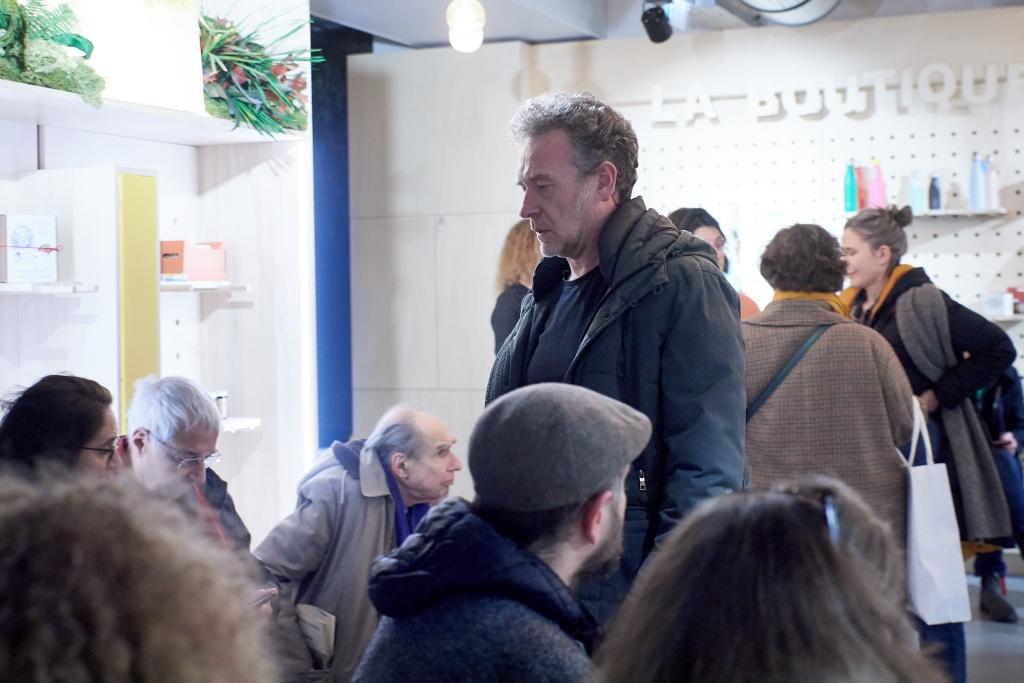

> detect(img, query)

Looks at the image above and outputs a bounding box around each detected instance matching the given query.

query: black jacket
[975,366,1024,450]
[353,498,598,683]
[199,468,251,553]
[485,197,746,621]
[854,267,1016,408]
[491,283,529,353]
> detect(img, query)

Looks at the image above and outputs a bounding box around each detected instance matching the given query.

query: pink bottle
[867,161,888,208]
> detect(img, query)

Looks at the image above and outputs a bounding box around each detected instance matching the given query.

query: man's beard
[572,508,624,589]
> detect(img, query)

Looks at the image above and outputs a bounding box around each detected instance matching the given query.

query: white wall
[347,42,527,500]
[0,1,316,545]
[348,6,1024,503]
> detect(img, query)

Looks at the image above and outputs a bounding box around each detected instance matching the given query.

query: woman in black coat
[491,220,539,353]
[840,205,1016,683]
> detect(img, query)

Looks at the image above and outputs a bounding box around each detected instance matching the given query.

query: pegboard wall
[620,82,1024,368]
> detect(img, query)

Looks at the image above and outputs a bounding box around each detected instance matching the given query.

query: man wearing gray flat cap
[352,383,651,683]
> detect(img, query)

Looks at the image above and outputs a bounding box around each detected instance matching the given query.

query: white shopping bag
[905,400,972,625]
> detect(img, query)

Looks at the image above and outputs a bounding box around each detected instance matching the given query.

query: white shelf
[0,282,97,295]
[222,417,261,434]
[989,315,1024,324]
[160,281,250,293]
[0,78,306,147]
[845,208,1008,218]
[918,209,1009,218]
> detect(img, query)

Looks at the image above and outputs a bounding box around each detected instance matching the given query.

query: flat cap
[470,383,652,512]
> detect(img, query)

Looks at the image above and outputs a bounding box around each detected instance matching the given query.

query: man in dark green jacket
[487,91,746,622]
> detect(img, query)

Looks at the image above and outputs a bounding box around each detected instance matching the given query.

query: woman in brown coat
[743,224,914,543]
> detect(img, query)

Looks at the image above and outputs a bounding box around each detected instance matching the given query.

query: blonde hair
[496,220,540,290]
[0,476,276,683]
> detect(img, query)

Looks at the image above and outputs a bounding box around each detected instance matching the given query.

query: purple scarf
[381,461,429,545]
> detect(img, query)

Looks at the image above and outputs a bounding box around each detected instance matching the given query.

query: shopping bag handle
[907,398,935,467]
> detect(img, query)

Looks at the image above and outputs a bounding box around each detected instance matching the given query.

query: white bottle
[986,155,1000,211]
[908,171,927,214]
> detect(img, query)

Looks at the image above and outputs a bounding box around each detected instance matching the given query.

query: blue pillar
[311,19,371,446]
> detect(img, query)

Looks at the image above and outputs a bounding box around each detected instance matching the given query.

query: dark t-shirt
[526,267,607,385]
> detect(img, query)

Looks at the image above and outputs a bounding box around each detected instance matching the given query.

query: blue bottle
[928,174,941,211]
[970,152,987,212]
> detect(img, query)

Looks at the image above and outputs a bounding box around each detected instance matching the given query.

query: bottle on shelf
[970,152,987,212]
[844,160,857,213]
[855,163,868,211]
[985,155,1000,211]
[928,173,942,210]
[908,171,927,215]
[867,160,887,208]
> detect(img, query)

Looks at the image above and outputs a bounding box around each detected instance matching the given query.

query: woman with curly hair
[491,219,540,352]
[0,476,276,683]
[743,224,914,549]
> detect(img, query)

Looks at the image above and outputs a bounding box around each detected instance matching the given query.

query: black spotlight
[642,2,673,44]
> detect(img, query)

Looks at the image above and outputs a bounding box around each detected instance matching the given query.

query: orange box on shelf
[160,241,227,281]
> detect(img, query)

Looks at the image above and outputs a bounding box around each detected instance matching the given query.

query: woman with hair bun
[841,205,1016,683]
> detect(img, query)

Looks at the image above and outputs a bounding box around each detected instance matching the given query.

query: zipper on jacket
[638,469,647,491]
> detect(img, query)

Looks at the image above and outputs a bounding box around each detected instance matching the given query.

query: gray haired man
[126,375,250,553]
[353,383,652,683]
[487,91,746,622]
[255,406,461,682]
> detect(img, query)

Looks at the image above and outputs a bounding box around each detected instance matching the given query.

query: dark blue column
[311,19,371,446]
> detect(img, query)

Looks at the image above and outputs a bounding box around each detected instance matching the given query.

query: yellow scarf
[773,291,850,318]
[839,264,914,323]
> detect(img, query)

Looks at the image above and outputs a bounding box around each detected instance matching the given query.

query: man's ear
[389,452,408,480]
[593,161,618,204]
[579,490,614,545]
[131,428,148,456]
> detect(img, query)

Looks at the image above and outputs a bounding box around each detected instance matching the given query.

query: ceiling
[310,0,1024,48]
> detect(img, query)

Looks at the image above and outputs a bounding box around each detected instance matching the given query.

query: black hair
[668,207,721,235]
[0,374,112,469]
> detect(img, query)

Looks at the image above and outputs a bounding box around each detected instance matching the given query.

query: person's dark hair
[472,474,621,555]
[760,224,845,293]
[594,488,945,683]
[667,207,721,235]
[0,374,112,469]
[510,91,639,204]
[844,205,913,270]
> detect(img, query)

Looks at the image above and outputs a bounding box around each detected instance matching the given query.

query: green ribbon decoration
[50,32,92,59]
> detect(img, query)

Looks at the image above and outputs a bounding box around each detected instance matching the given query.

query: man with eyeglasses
[125,375,250,554]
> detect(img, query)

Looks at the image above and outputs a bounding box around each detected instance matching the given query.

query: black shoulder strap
[746,325,830,423]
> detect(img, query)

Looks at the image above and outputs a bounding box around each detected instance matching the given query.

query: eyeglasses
[81,435,127,468]
[778,486,841,545]
[821,493,840,545]
[152,435,222,470]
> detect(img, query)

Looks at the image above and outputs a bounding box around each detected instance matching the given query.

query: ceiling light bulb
[449,28,484,53]
[446,0,486,34]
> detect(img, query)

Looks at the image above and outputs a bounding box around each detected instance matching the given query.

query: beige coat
[256,441,395,682]
[743,300,914,543]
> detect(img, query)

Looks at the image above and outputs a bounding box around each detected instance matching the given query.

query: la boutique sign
[650,63,1024,124]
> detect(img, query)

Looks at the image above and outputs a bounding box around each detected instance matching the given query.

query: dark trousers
[974,446,1024,577]
[913,616,966,683]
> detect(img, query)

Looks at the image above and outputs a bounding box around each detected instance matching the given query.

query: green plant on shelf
[0,0,103,106]
[200,13,323,137]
